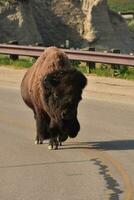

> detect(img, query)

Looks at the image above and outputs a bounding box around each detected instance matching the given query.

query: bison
[21,47,87,150]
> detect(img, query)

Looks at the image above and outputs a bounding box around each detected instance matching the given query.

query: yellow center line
[99,151,133,200]
[83,147,133,200]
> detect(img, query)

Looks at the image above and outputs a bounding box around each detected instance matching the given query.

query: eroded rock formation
[0,0,134,53]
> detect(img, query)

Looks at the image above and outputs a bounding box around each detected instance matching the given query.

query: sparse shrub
[108,0,134,12]
[128,20,134,33]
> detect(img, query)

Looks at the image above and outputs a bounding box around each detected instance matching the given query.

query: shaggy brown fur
[21,47,87,149]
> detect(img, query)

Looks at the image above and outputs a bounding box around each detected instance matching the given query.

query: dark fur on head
[41,69,87,138]
[42,69,87,120]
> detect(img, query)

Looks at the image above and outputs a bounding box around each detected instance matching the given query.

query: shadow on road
[63,139,134,151]
[90,139,134,151]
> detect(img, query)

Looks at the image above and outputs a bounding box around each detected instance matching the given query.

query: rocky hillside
[0,0,134,53]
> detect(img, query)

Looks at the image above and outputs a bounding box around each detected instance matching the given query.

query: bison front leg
[48,137,59,150]
[48,120,59,150]
[58,133,68,146]
[48,136,63,149]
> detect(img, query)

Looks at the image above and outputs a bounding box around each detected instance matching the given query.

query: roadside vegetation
[108,0,134,12]
[74,62,134,81]
[108,0,134,34]
[0,55,35,69]
[0,55,134,80]
[128,19,134,32]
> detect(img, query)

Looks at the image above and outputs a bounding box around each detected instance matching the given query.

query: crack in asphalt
[91,158,123,200]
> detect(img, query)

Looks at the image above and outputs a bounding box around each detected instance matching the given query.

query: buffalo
[21,47,87,150]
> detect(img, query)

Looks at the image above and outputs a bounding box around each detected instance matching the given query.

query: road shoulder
[0,66,134,104]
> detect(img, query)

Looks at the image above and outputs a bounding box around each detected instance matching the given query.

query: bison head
[41,69,87,138]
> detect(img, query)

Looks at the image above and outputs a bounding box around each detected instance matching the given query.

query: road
[0,69,134,200]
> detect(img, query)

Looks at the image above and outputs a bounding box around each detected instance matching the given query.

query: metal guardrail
[0,44,134,66]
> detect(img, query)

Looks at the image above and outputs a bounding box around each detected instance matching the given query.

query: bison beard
[21,47,87,150]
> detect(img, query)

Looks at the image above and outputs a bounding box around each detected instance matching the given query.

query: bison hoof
[35,140,43,144]
[48,137,59,150]
[35,140,38,144]
[48,143,59,150]
[48,144,53,150]
[48,144,58,150]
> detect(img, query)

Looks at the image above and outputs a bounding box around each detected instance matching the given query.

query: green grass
[0,55,35,69]
[108,0,134,34]
[93,66,134,80]
[0,55,134,80]
[128,19,134,32]
[76,63,134,80]
[108,0,134,12]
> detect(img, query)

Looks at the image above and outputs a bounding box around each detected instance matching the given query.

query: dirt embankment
[0,66,133,104]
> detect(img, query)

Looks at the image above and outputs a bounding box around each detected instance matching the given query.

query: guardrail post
[65,40,70,49]
[111,49,121,76]
[8,40,19,60]
[34,42,43,47]
[87,47,96,73]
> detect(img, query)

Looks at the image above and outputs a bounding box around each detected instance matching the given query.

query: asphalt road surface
[0,82,134,200]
